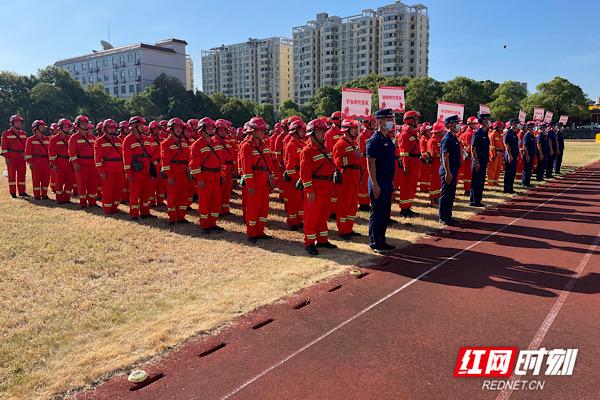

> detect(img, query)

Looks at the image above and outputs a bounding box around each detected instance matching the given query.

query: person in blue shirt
[438,115,462,226]
[535,124,549,181]
[554,123,565,175]
[545,124,558,178]
[503,118,520,194]
[470,113,491,207]
[520,121,536,187]
[366,108,397,254]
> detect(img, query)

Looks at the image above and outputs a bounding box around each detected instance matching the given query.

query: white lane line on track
[221,167,600,400]
[495,229,600,400]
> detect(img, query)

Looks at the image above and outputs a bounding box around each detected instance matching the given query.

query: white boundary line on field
[220,167,600,400]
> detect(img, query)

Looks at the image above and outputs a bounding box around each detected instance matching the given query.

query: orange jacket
[333,134,361,184]
[189,134,223,181]
[299,139,335,195]
[283,135,306,181]
[122,133,154,178]
[68,131,96,167]
[488,129,504,160]
[94,134,124,174]
[397,124,420,168]
[48,134,71,169]
[25,134,50,165]
[160,134,190,178]
[324,125,342,153]
[1,128,27,160]
[239,137,272,190]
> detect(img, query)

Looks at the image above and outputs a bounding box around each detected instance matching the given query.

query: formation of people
[1,109,565,255]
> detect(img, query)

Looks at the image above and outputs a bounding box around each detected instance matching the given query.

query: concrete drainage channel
[125,268,371,394]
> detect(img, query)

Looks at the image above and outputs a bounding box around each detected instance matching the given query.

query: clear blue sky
[1,0,599,100]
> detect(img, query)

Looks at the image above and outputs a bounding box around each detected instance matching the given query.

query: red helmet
[492,121,503,129]
[186,119,199,130]
[330,111,342,121]
[274,122,281,132]
[281,117,289,126]
[289,119,306,132]
[74,115,89,126]
[289,115,303,123]
[247,116,267,132]
[167,117,184,128]
[504,121,512,129]
[103,119,118,131]
[403,110,421,121]
[159,120,168,128]
[129,115,146,125]
[340,118,357,131]
[198,117,216,130]
[50,122,57,131]
[148,121,161,131]
[466,116,479,125]
[143,125,150,134]
[57,118,72,130]
[118,120,129,129]
[306,118,328,135]
[432,121,446,133]
[31,120,47,131]
[421,122,432,131]
[215,119,229,129]
[243,122,253,134]
[10,114,24,125]
[95,121,104,132]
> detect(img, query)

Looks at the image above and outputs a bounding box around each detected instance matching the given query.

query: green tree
[254,103,276,127]
[80,84,127,122]
[0,71,36,130]
[210,92,228,111]
[405,77,443,122]
[441,77,495,118]
[126,90,160,119]
[194,90,220,119]
[37,66,85,106]
[488,81,528,121]
[303,87,340,119]
[221,98,254,126]
[520,77,589,123]
[29,83,75,123]
[278,99,303,119]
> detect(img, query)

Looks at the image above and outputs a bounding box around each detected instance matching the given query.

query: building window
[127,53,134,62]
[113,87,119,95]
[104,73,109,81]
[119,55,124,65]
[82,76,87,84]
[104,87,109,94]
[129,85,134,93]
[121,86,126,94]
[120,71,125,80]
[103,58,108,67]
[97,74,102,82]
[136,84,141,93]
[82,62,86,70]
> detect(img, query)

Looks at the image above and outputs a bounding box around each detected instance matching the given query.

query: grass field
[0,141,598,400]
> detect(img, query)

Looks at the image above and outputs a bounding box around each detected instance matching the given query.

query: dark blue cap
[477,113,491,120]
[444,115,460,124]
[374,108,394,119]
[509,118,519,124]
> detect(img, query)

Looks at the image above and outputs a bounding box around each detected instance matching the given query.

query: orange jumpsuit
[358,127,373,206]
[333,134,361,235]
[419,134,431,193]
[25,133,51,199]
[324,125,343,214]
[190,135,223,229]
[397,124,421,210]
[428,133,442,200]
[458,128,474,193]
[239,137,273,239]
[269,131,283,196]
[283,135,306,228]
[48,133,74,203]
[274,132,288,200]
[68,130,97,206]
[145,130,168,207]
[1,127,27,196]
[123,133,155,218]
[213,134,235,214]
[161,134,190,222]
[487,129,504,186]
[300,140,335,247]
[94,134,126,214]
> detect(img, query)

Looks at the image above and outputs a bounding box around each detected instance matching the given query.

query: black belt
[200,167,220,172]
[409,154,421,158]
[103,157,122,162]
[78,156,93,159]
[31,154,49,158]
[225,161,234,165]
[57,155,69,159]
[7,149,24,153]
[171,160,187,165]
[253,166,269,171]
[344,165,360,170]
[313,174,333,180]
[133,154,150,158]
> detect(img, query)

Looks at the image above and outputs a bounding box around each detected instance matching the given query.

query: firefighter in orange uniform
[123,116,156,219]
[1,115,29,197]
[49,119,75,203]
[239,117,273,243]
[49,122,58,194]
[94,119,125,215]
[146,121,167,207]
[396,110,422,217]
[324,111,343,217]
[418,123,433,193]
[214,119,235,216]
[358,115,374,211]
[428,121,445,206]
[269,122,283,196]
[274,118,289,201]
[282,119,306,230]
[161,118,190,225]
[458,117,477,195]
[487,121,504,187]
[300,118,338,255]
[333,118,362,239]
[69,115,98,207]
[24,120,51,200]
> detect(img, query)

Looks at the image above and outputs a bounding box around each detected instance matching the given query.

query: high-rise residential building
[201,37,293,108]
[293,1,429,105]
[55,38,189,99]
[185,55,195,91]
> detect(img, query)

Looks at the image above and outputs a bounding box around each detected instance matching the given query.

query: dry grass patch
[0,141,597,400]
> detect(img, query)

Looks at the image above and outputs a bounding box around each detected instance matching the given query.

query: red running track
[73,162,600,400]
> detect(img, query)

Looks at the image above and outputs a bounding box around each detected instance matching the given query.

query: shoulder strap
[106,136,122,158]
[134,135,153,160]
[79,133,94,152]
[249,140,271,174]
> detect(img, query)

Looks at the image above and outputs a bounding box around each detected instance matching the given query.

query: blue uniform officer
[503,118,520,194]
[470,113,491,207]
[439,115,462,226]
[366,108,397,254]
[520,121,536,187]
